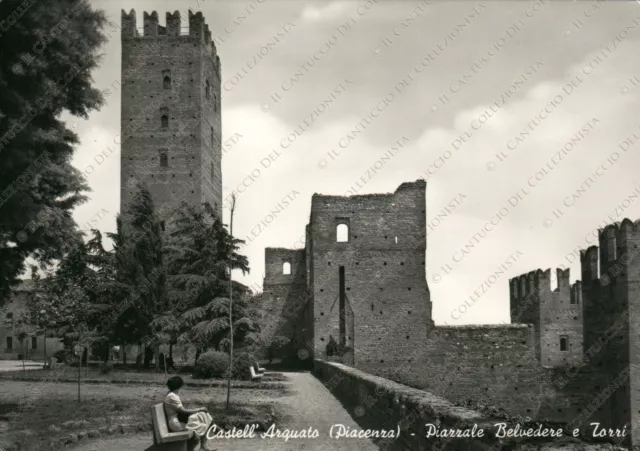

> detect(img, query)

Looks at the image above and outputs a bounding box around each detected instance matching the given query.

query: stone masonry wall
[510,268,583,367]
[314,360,622,451]
[358,325,548,419]
[260,248,311,362]
[580,220,640,445]
[309,180,433,364]
[120,10,222,220]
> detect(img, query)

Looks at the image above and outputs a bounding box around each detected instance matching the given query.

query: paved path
[70,372,379,451]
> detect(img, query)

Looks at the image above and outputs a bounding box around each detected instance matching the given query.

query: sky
[69,0,640,325]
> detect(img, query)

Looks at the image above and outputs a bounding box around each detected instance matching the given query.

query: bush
[66,356,80,367]
[99,361,114,374]
[53,349,69,363]
[229,351,257,381]
[194,350,229,379]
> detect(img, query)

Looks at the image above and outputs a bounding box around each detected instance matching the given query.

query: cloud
[300,1,351,23]
[62,0,640,327]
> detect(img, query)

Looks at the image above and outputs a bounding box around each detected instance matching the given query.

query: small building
[0,279,64,361]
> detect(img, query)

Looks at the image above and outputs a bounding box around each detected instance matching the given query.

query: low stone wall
[313,360,627,451]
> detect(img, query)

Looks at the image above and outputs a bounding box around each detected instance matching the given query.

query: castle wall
[120,10,222,220]
[510,268,583,367]
[309,181,433,364]
[260,248,310,362]
[314,360,617,451]
[357,325,545,418]
[579,220,640,445]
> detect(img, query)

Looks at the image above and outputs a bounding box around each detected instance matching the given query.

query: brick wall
[510,268,583,367]
[314,360,619,451]
[309,180,433,364]
[259,248,311,362]
[580,220,640,444]
[120,10,222,220]
[358,325,547,419]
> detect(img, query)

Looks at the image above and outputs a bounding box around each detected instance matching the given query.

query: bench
[249,365,263,380]
[150,403,193,451]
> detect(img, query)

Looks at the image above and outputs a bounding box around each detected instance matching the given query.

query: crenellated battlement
[121,9,217,56]
[509,267,572,300]
[579,217,640,283]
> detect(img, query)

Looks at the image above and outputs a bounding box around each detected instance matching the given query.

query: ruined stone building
[260,180,434,365]
[260,179,640,446]
[120,10,222,222]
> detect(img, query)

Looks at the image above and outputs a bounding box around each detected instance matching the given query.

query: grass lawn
[0,372,289,451]
[0,366,287,387]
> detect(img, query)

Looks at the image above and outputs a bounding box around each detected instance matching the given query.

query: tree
[0,0,109,305]
[158,202,254,361]
[109,184,167,368]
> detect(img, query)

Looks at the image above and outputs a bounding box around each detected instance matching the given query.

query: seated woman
[164,376,208,451]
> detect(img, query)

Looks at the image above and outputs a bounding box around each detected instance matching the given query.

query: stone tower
[509,268,583,367]
[120,10,222,222]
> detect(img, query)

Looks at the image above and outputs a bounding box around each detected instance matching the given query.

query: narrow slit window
[159,152,168,168]
[283,262,291,275]
[161,114,169,129]
[163,75,171,89]
[560,336,568,352]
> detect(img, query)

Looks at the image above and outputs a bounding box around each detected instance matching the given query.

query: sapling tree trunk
[226,193,236,411]
[77,341,81,403]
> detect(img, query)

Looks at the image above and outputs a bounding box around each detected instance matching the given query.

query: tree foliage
[0,0,108,304]
[154,202,258,356]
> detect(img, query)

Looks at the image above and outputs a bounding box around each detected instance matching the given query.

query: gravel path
[70,372,379,451]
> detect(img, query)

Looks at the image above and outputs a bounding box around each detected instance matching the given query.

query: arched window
[336,223,349,242]
[282,262,291,275]
[162,69,171,89]
[559,336,568,351]
[159,152,168,168]
[205,80,210,100]
[161,115,168,129]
